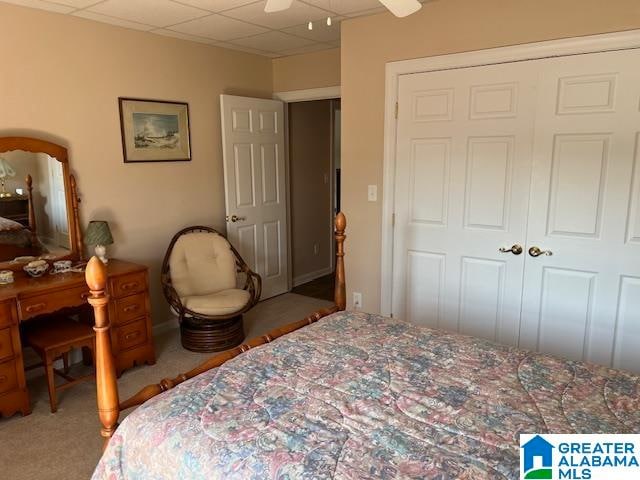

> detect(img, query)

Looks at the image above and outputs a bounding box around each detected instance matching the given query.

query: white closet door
[220,95,288,300]
[392,63,537,346]
[519,50,640,370]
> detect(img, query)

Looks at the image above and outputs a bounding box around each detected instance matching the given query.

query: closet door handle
[528,246,553,257]
[499,244,523,255]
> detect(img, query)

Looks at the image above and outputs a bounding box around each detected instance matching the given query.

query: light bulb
[308,21,313,30]
[327,16,332,26]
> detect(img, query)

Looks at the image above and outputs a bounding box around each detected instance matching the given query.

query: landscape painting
[133,113,180,149]
[119,98,191,162]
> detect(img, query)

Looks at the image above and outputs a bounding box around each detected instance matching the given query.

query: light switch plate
[368,185,377,202]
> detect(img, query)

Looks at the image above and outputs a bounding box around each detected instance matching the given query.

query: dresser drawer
[110,272,146,298]
[0,358,18,395]
[0,302,14,328]
[0,328,14,362]
[19,285,89,320]
[114,293,147,326]
[115,317,148,351]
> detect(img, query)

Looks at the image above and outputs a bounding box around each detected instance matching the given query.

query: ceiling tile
[224,0,329,29]
[72,10,154,30]
[230,30,314,52]
[152,28,218,44]
[170,14,268,41]
[1,0,74,14]
[345,6,386,17]
[88,0,208,27]
[170,0,259,13]
[281,17,341,42]
[301,0,381,15]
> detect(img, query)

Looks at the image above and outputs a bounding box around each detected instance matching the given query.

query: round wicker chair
[161,226,261,352]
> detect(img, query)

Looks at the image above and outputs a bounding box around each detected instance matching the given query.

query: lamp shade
[84,221,113,246]
[0,157,16,179]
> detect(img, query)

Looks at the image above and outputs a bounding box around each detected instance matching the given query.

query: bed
[0,175,44,260]
[86,213,640,479]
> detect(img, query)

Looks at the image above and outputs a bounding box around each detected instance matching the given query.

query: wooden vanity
[0,137,155,418]
[0,260,155,417]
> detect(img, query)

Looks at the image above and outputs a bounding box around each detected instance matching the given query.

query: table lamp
[0,157,16,198]
[84,221,114,264]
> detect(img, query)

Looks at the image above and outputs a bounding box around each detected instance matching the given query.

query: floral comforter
[93,311,639,479]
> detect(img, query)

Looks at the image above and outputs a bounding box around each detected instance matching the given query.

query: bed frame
[85,212,347,450]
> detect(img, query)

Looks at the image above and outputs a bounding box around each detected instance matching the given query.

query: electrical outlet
[353,292,362,309]
[313,243,319,255]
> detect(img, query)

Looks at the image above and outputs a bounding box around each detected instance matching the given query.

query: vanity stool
[23,317,95,413]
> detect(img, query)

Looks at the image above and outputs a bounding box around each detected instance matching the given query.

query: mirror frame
[0,137,83,270]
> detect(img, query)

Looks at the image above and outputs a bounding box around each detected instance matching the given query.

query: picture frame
[118,97,191,163]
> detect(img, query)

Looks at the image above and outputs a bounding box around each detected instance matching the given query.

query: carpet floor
[0,293,332,480]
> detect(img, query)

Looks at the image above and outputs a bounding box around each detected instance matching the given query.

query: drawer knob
[125,331,140,341]
[80,292,90,300]
[25,303,46,313]
[123,304,140,313]
[0,375,6,383]
[121,282,139,291]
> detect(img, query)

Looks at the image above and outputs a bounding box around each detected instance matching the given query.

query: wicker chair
[161,226,261,352]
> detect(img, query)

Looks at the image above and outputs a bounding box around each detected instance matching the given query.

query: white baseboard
[292,266,333,288]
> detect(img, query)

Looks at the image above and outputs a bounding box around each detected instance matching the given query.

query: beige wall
[272,48,340,92]
[289,100,333,283]
[341,0,640,312]
[1,3,273,324]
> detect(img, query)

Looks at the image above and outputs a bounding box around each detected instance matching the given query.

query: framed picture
[118,98,191,163]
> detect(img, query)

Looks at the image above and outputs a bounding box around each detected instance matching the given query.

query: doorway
[289,98,341,301]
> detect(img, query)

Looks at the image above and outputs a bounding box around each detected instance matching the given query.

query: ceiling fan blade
[378,0,422,18]
[264,0,294,13]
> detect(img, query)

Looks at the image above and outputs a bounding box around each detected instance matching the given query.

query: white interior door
[48,157,69,249]
[220,95,288,300]
[392,62,538,346]
[519,49,640,370]
[392,46,640,371]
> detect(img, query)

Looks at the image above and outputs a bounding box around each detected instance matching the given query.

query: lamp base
[94,244,109,264]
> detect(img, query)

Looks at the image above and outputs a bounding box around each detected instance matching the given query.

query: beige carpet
[0,293,332,480]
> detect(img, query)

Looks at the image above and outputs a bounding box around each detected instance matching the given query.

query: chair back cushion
[169,231,237,298]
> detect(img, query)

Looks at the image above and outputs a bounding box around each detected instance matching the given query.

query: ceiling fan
[264,0,422,18]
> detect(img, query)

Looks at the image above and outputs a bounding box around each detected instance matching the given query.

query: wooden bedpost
[25,174,37,246]
[70,174,84,261]
[86,256,119,451]
[335,212,346,311]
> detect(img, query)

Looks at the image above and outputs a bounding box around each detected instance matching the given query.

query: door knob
[528,246,553,257]
[499,244,523,255]
[226,215,246,223]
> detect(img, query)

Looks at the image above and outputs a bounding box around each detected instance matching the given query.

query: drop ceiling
[1,0,415,57]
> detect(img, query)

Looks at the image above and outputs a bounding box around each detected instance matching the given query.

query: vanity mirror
[0,137,82,269]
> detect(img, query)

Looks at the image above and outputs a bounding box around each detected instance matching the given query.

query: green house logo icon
[522,435,554,479]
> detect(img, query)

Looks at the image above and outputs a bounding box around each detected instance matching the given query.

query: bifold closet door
[220,95,288,300]
[391,62,538,346]
[519,49,640,370]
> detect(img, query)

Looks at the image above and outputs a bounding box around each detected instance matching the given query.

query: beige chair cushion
[183,289,251,316]
[169,232,237,298]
